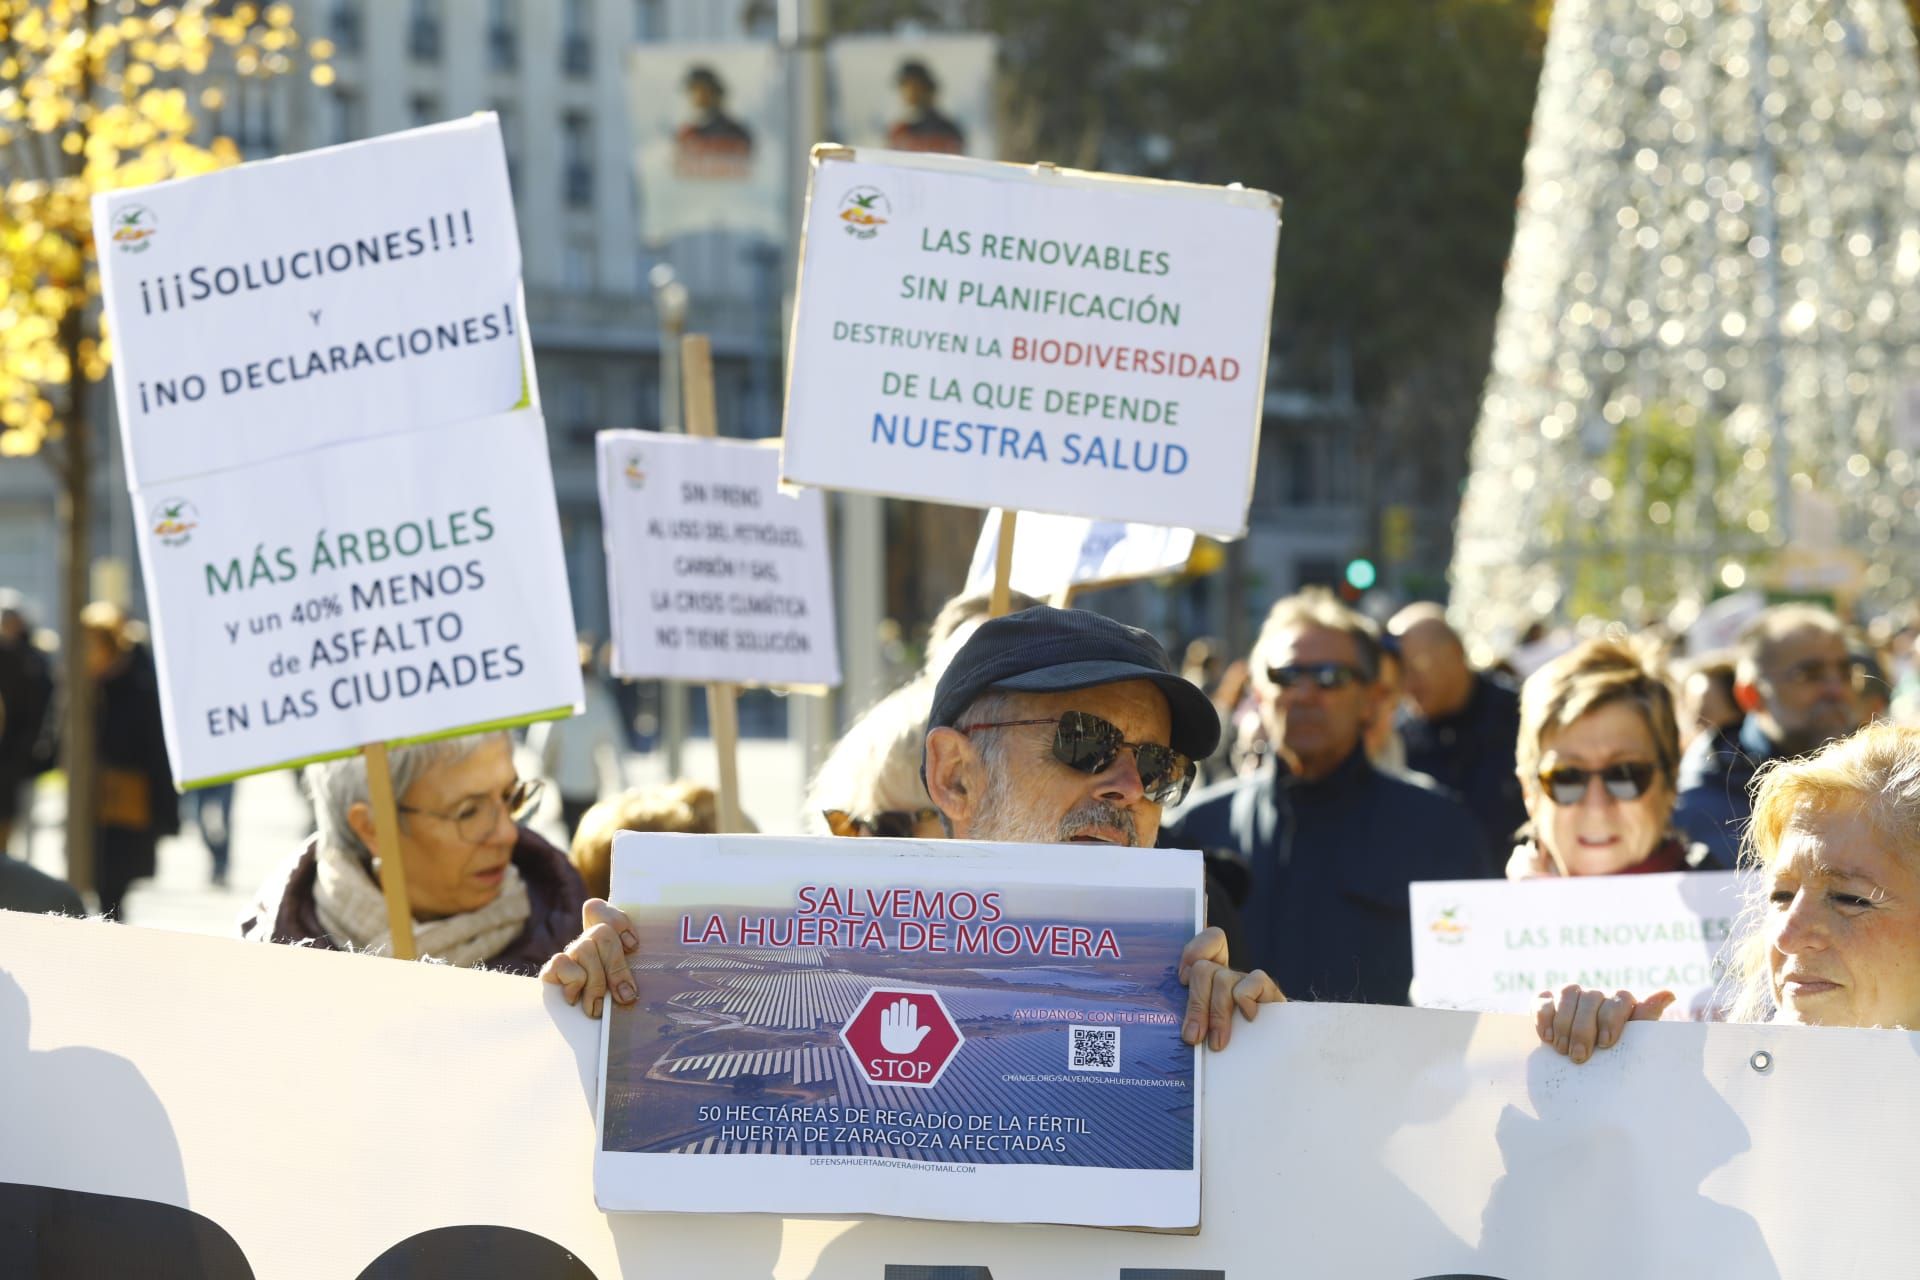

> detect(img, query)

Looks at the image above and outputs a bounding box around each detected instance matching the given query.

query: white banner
[8,909,1919,1277]
[966,507,1196,599]
[1411,871,1744,1016]
[595,834,1202,1227]
[132,410,582,786]
[629,44,786,244]
[597,432,839,687]
[94,117,527,489]
[830,34,998,159]
[780,151,1281,536]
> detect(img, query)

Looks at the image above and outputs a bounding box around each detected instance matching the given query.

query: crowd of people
[5,577,1920,1058]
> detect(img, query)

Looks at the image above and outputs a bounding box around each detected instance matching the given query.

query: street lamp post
[651,264,689,778]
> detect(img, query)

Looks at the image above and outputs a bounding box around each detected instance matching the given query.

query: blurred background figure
[569,781,721,902]
[83,602,175,920]
[0,590,55,856]
[1674,650,1741,752]
[1389,603,1528,856]
[187,781,235,888]
[1507,636,1714,878]
[529,639,627,847]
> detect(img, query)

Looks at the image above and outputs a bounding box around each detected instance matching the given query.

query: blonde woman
[1538,721,1920,1062]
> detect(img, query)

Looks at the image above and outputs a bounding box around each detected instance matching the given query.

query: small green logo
[113,204,158,254]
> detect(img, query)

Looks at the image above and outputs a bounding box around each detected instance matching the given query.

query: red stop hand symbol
[841,988,964,1089]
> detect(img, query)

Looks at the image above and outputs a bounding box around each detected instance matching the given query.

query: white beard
[969,772,1140,847]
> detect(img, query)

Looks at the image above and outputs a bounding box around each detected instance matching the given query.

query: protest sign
[594,833,1204,1228]
[780,149,1281,536]
[966,506,1197,601]
[830,34,999,159]
[596,433,839,689]
[1410,870,1745,1016]
[9,908,1920,1278]
[94,116,528,489]
[629,44,786,245]
[129,409,582,788]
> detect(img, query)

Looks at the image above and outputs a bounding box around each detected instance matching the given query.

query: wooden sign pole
[361,742,417,961]
[988,509,1019,618]
[679,333,746,834]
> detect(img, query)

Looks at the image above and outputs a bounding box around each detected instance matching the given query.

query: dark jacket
[96,643,178,840]
[0,856,83,915]
[1397,673,1525,871]
[1161,746,1491,1005]
[1672,717,1777,871]
[239,826,586,977]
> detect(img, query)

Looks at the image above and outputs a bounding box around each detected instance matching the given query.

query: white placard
[780,151,1280,536]
[132,410,582,786]
[830,34,998,159]
[597,432,840,687]
[10,908,1920,1278]
[594,834,1202,1227]
[629,44,787,244]
[1411,871,1745,1016]
[94,117,526,488]
[966,506,1197,598]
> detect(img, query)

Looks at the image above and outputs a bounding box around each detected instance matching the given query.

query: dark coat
[1672,717,1776,871]
[1397,673,1525,871]
[0,856,83,915]
[239,827,587,977]
[1162,746,1491,1005]
[0,637,55,819]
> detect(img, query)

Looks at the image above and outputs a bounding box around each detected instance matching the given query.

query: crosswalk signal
[1344,558,1378,591]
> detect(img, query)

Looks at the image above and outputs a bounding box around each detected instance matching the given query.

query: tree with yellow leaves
[1,0,325,897]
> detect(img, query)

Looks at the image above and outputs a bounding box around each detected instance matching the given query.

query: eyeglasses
[1537,762,1658,806]
[823,807,941,838]
[1266,662,1368,691]
[399,777,544,845]
[1776,657,1864,689]
[960,710,1196,807]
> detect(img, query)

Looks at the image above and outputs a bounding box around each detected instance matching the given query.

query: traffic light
[1344,557,1378,591]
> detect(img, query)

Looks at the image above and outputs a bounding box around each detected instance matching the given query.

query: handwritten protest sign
[1410,871,1744,1015]
[966,506,1197,599]
[597,431,840,688]
[595,834,1203,1227]
[94,116,527,488]
[131,409,582,787]
[11,908,1920,1278]
[780,148,1280,536]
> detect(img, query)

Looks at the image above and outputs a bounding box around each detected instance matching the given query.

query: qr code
[1068,1024,1120,1073]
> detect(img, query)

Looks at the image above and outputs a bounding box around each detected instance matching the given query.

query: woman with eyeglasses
[241,731,586,973]
[1505,637,1713,879]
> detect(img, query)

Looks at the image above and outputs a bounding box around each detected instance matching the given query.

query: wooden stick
[989,509,1019,618]
[361,742,417,961]
[678,332,745,834]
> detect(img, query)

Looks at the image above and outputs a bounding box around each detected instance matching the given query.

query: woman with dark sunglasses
[1507,637,1713,878]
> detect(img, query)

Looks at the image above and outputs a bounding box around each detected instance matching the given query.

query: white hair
[306,730,508,862]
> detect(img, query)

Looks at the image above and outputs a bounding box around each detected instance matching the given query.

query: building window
[634,0,663,42]
[494,102,519,184]
[1285,438,1315,506]
[487,0,517,71]
[327,87,365,145]
[558,377,601,443]
[563,240,596,291]
[329,0,363,55]
[633,361,662,425]
[234,80,277,159]
[562,111,594,207]
[409,93,440,129]
[408,0,442,62]
[561,0,592,76]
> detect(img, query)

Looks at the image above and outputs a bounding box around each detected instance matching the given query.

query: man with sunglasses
[1674,604,1864,869]
[1162,589,1489,1006]
[546,606,1283,1053]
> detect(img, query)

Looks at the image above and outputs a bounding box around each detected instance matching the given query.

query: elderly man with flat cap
[543,606,1283,1053]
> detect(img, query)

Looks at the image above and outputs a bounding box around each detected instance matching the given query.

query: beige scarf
[313,840,531,968]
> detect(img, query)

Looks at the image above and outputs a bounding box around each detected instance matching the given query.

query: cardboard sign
[1410,871,1745,1016]
[780,150,1280,536]
[597,432,840,688]
[629,44,787,245]
[595,833,1203,1228]
[130,410,582,787]
[966,506,1197,598]
[11,909,1920,1277]
[94,116,527,488]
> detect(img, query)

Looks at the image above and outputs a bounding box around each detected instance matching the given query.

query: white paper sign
[597,432,840,687]
[781,151,1280,536]
[131,410,582,786]
[1410,871,1744,1015]
[966,506,1196,598]
[629,44,787,244]
[10,909,1920,1278]
[595,834,1202,1227]
[94,117,526,488]
[830,34,999,159]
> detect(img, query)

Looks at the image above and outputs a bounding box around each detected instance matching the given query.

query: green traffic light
[1345,558,1377,591]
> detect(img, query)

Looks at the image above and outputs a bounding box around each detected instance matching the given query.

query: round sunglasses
[960,710,1196,807]
[1537,761,1658,806]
